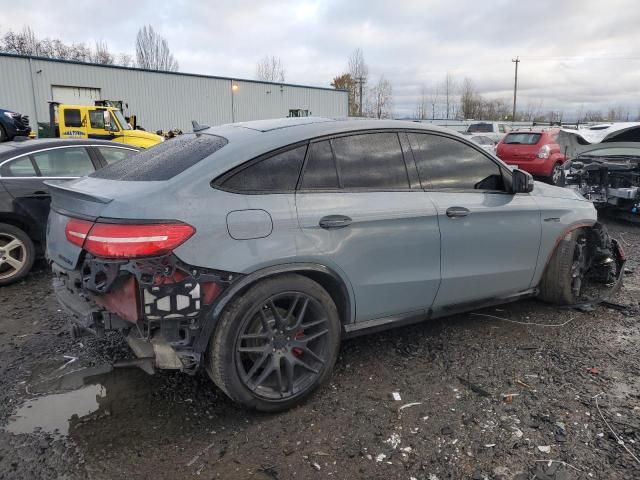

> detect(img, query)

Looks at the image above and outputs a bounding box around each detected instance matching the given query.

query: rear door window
[32,147,95,177]
[89,111,106,129]
[331,132,409,189]
[408,133,504,191]
[95,146,137,165]
[503,133,541,145]
[1,156,38,177]
[220,145,307,192]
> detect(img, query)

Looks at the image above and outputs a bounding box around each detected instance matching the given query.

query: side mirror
[512,168,534,193]
[103,111,112,131]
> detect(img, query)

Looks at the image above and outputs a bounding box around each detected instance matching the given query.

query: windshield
[579,147,640,158]
[113,110,132,130]
[503,133,541,145]
[467,123,492,133]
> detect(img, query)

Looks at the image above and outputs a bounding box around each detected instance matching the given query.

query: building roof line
[0,52,348,93]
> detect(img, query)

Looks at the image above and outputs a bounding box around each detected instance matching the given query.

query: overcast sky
[2,0,640,119]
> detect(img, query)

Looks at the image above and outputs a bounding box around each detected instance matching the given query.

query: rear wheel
[0,223,35,286]
[0,125,7,143]
[206,274,341,411]
[549,162,564,186]
[538,229,587,304]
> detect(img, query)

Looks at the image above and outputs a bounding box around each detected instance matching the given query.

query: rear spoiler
[44,181,113,204]
[45,180,113,220]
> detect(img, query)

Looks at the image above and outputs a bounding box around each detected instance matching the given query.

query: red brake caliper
[292,331,304,357]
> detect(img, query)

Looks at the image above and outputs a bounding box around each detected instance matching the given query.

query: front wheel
[206,274,341,412]
[0,223,35,286]
[538,229,587,304]
[0,125,7,143]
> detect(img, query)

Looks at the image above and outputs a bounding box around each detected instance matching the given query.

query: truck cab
[44,103,162,149]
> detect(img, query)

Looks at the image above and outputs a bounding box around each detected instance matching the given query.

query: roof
[0,52,347,94]
[0,138,139,160]
[231,117,336,132]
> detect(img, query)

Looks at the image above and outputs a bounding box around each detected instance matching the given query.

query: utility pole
[512,57,520,122]
[356,76,364,116]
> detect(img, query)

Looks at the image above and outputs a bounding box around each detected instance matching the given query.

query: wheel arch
[536,221,595,288]
[193,262,354,353]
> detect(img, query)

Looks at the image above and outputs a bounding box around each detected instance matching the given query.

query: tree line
[0,25,178,72]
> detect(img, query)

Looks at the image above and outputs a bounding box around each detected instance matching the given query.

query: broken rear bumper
[51,254,238,374]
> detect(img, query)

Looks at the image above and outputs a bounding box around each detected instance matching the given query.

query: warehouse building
[0,53,349,134]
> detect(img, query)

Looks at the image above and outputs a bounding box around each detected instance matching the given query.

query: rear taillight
[537,144,551,159]
[65,219,195,258]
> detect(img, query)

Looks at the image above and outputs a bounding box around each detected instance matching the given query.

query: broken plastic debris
[311,462,321,471]
[484,444,496,448]
[588,367,600,375]
[399,402,422,411]
[375,453,387,462]
[537,445,551,453]
[391,392,402,401]
[384,433,401,449]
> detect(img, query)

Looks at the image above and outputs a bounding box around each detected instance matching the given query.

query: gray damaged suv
[46,117,624,411]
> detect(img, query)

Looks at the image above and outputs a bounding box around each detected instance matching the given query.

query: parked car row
[43,117,624,411]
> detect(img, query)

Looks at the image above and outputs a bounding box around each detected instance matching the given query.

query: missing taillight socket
[65,218,195,258]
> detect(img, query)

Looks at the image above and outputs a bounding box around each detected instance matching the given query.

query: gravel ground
[0,218,639,480]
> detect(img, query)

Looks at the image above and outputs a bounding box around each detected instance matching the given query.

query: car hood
[122,130,163,142]
[531,181,587,201]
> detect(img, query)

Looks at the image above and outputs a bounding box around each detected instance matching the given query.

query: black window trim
[212,141,309,195]
[404,129,513,194]
[297,129,416,193]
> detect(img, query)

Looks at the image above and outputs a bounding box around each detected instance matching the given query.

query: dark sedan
[0,139,140,284]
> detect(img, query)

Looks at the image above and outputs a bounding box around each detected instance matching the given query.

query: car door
[406,132,541,309]
[0,146,99,242]
[296,131,441,323]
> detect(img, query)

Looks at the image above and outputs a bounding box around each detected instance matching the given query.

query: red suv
[496,128,567,185]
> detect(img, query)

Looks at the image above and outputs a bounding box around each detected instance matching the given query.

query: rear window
[91,134,228,181]
[503,133,541,145]
[467,123,493,133]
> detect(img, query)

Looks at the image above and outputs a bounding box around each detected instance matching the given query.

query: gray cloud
[2,0,639,119]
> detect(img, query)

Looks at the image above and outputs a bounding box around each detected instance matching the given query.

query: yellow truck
[40,102,163,148]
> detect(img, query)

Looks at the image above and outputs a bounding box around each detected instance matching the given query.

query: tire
[548,162,564,186]
[538,229,587,305]
[0,125,6,143]
[206,274,341,412]
[0,223,35,286]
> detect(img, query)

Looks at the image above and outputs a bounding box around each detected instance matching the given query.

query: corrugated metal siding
[0,55,348,133]
[0,56,38,125]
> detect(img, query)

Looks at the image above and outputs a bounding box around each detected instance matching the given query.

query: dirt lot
[1,218,639,480]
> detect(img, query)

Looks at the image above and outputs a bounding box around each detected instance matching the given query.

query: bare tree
[460,77,482,119]
[429,84,440,119]
[135,25,179,72]
[348,48,368,116]
[0,26,133,66]
[92,40,113,65]
[368,75,393,119]
[255,55,286,82]
[117,53,135,68]
[415,85,428,120]
[440,73,457,120]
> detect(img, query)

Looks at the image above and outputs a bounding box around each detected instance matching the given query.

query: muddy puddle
[3,364,151,438]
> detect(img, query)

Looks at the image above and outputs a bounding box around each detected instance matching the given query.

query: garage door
[52,86,101,105]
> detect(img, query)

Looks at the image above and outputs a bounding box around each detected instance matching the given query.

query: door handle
[29,191,50,198]
[319,215,352,229]
[446,206,470,218]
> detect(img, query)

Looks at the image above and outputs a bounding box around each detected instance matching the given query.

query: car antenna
[192,120,210,132]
